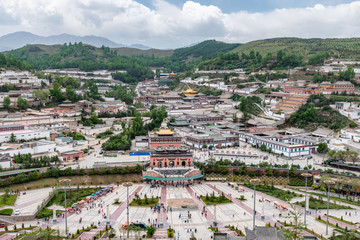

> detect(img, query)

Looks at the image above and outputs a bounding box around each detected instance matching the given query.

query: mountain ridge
[0,31,151,51]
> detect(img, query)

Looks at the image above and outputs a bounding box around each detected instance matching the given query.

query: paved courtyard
[4,181,360,239]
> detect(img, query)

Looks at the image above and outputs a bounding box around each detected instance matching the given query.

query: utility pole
[59,179,71,236]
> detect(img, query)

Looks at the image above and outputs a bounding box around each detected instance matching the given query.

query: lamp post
[250,178,260,230]
[301,173,312,228]
[324,180,335,236]
[123,182,133,238]
[59,179,71,236]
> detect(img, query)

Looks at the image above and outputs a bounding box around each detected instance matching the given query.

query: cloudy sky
[0,0,360,49]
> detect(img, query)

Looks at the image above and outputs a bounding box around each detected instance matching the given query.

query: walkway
[187,186,237,237]
[206,184,277,227]
[77,228,101,240]
[110,186,143,221]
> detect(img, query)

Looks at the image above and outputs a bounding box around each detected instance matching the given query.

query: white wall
[0,130,50,143]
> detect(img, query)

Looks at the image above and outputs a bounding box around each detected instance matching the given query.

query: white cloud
[0,0,360,48]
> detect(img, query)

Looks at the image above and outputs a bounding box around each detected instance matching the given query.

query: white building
[0,129,50,143]
[238,132,318,158]
[0,140,56,157]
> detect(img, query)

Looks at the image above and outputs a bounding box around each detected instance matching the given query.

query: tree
[10,133,16,142]
[49,82,64,102]
[33,90,50,106]
[155,69,160,78]
[240,111,251,127]
[17,97,29,110]
[232,113,238,123]
[3,96,10,109]
[343,151,358,165]
[206,157,216,167]
[284,203,305,240]
[260,144,267,152]
[338,67,355,81]
[65,85,77,102]
[317,143,328,153]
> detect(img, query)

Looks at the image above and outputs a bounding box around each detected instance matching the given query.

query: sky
[0,0,360,49]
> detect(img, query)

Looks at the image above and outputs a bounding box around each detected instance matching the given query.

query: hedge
[0,165,142,188]
[0,208,13,215]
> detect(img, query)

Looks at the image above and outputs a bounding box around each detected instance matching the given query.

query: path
[187,186,237,237]
[207,184,278,227]
[77,228,101,240]
[110,186,143,221]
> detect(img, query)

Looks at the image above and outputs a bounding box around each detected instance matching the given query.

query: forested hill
[172,40,241,61]
[232,37,360,59]
[0,52,32,70]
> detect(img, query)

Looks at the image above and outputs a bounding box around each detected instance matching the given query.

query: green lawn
[47,187,101,208]
[200,192,232,205]
[244,184,302,201]
[0,194,17,207]
[299,190,360,207]
[36,209,64,219]
[0,208,13,215]
[295,198,353,209]
[35,187,102,219]
[236,195,246,201]
[129,197,159,207]
[329,215,354,225]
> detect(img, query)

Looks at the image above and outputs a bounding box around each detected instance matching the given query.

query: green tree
[240,111,251,127]
[65,85,77,102]
[317,143,328,153]
[284,204,305,240]
[49,82,64,102]
[155,68,160,78]
[3,96,10,109]
[10,133,16,142]
[33,90,50,106]
[17,97,29,110]
[338,67,355,81]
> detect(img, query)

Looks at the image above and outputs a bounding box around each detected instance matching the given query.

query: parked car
[14,209,20,215]
[0,223,6,228]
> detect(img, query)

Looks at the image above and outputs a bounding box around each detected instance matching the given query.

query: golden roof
[169,72,176,76]
[184,88,197,93]
[156,129,174,135]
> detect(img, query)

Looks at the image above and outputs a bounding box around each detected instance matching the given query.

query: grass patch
[225,225,245,236]
[0,194,17,207]
[0,208,13,215]
[295,197,353,209]
[244,184,302,201]
[208,226,219,232]
[315,216,340,229]
[329,215,354,225]
[36,209,64,219]
[113,198,122,205]
[201,192,232,205]
[0,226,37,236]
[47,187,101,208]
[236,195,246,201]
[129,196,159,207]
[299,190,360,207]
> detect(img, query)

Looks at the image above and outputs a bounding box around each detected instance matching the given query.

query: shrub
[146,226,156,237]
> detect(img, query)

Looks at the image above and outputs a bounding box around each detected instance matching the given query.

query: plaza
[2,179,359,240]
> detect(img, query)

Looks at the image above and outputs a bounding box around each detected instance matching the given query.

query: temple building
[150,145,193,168]
[183,88,198,97]
[148,122,182,148]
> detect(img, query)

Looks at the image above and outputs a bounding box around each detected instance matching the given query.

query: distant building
[148,121,182,148]
[61,150,84,161]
